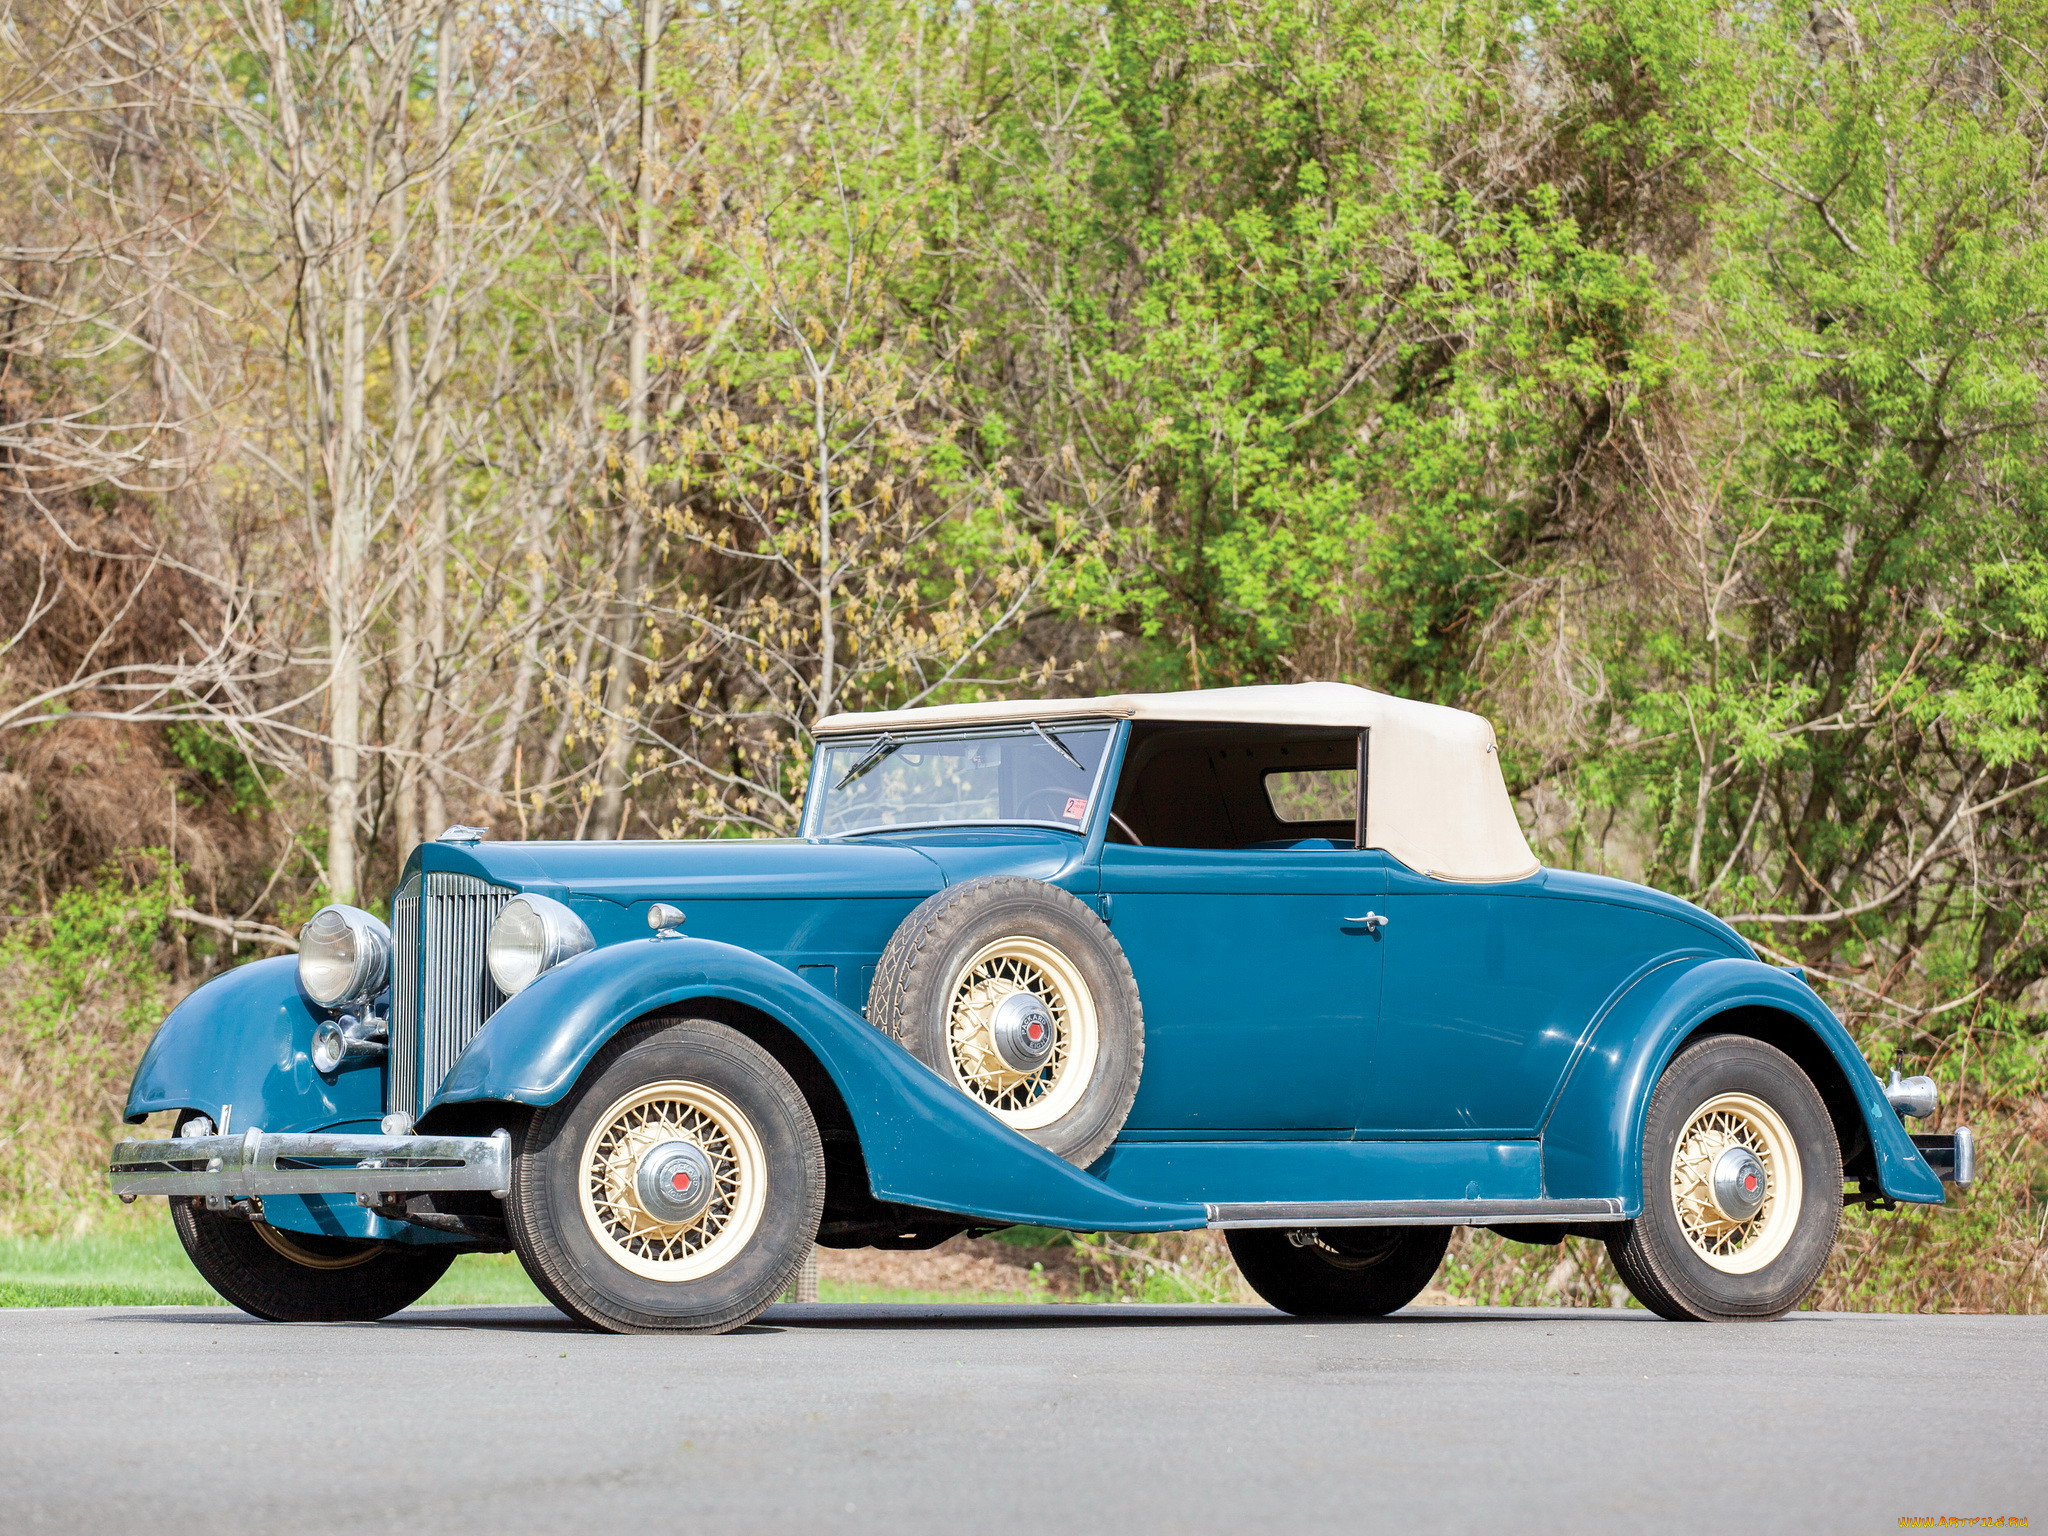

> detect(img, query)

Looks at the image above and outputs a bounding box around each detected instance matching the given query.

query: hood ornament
[435,825,491,844]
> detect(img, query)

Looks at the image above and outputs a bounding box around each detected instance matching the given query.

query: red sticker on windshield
[1063,796,1088,820]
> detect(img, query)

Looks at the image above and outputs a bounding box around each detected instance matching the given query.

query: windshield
[804,723,1115,837]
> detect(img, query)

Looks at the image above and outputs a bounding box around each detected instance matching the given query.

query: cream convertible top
[814,682,1539,883]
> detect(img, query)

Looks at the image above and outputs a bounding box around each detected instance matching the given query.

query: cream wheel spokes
[1669,1091,1803,1274]
[945,935,1099,1132]
[252,1222,381,1271]
[578,1080,768,1282]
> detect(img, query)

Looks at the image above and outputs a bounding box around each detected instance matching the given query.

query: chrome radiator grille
[386,872,513,1120]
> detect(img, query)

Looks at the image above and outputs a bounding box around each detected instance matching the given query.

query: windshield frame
[802,717,1121,841]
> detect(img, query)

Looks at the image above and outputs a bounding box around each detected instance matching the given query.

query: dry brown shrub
[0,963,181,1237]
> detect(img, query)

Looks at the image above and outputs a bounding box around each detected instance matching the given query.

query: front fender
[433,937,1206,1233]
[120,956,408,1246]
[123,956,384,1134]
[1543,957,1944,1211]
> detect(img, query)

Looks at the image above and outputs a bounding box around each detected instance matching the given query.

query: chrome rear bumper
[108,1128,511,1202]
[1911,1129,1975,1188]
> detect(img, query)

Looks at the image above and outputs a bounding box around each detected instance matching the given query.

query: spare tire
[868,876,1143,1166]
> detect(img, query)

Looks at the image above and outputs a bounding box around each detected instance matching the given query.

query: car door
[1358,864,1680,1137]
[1100,844,1386,1136]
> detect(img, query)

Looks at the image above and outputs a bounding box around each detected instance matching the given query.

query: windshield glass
[805,723,1115,837]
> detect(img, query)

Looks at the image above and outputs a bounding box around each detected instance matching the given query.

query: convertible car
[109,683,1972,1332]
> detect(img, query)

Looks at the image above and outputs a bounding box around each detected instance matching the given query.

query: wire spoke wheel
[251,1221,383,1271]
[1668,1091,1804,1276]
[577,1079,768,1283]
[944,935,1099,1131]
[870,877,1143,1166]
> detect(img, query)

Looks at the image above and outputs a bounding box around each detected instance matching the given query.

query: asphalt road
[3,1301,2041,1534]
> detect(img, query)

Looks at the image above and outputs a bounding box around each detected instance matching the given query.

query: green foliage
[164,723,275,815]
[0,855,177,1044]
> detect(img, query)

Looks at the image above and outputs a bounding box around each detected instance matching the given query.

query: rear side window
[1265,768,1356,824]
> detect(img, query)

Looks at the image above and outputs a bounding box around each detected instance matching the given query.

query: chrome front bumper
[108,1129,511,1202]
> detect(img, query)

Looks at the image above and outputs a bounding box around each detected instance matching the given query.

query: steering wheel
[1015,787,1079,823]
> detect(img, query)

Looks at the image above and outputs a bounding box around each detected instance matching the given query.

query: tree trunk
[594,0,664,838]
[325,21,375,906]
[419,1,460,841]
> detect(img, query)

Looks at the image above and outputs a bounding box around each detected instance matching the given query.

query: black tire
[1226,1226,1450,1317]
[171,1199,454,1322]
[1606,1035,1841,1322]
[869,876,1143,1166]
[504,1019,824,1335]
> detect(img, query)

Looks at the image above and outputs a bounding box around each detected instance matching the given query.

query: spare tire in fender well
[868,876,1144,1167]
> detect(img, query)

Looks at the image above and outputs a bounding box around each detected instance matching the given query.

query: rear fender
[433,936,1206,1234]
[1543,957,1944,1211]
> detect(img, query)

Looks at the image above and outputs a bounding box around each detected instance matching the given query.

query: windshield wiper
[1031,720,1085,771]
[833,733,901,791]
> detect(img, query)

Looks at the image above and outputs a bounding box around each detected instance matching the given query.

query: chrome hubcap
[633,1140,717,1224]
[1709,1145,1768,1222]
[989,990,1057,1073]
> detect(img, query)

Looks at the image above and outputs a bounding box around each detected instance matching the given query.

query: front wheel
[504,1019,824,1334]
[1607,1034,1841,1321]
[1226,1226,1450,1317]
[171,1200,454,1322]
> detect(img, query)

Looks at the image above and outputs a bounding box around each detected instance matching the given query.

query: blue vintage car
[110,683,1971,1331]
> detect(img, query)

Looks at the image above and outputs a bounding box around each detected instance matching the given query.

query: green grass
[0,1212,551,1308]
[0,1219,219,1307]
[0,1211,1043,1309]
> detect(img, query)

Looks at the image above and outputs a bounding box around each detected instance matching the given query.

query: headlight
[297,905,392,1009]
[487,894,594,996]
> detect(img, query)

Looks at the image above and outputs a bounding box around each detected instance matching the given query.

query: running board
[1204,1197,1627,1230]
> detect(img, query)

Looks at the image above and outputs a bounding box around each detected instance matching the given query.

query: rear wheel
[1607,1035,1841,1321]
[1226,1226,1450,1317]
[171,1200,453,1322]
[505,1019,824,1334]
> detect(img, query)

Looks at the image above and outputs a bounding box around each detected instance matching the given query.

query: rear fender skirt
[432,935,1207,1234]
[1542,956,1945,1211]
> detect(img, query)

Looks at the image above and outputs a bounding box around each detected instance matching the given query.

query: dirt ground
[814,1233,1477,1306]
[816,1236,1084,1298]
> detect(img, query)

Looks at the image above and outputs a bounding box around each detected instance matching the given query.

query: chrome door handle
[1344,912,1389,932]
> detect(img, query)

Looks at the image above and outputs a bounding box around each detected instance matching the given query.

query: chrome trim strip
[419,872,511,1112]
[389,874,421,1120]
[1204,1197,1626,1229]
[108,1129,511,1200]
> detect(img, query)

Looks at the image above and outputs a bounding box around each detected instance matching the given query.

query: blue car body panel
[434,935,1204,1233]
[124,716,1949,1239]
[122,956,447,1243]
[1542,955,1945,1210]
[126,955,382,1132]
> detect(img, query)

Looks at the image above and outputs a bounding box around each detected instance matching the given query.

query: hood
[411,836,947,906]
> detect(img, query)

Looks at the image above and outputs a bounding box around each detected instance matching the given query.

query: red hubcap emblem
[672,1171,692,1193]
[1744,1173,1758,1193]
[1027,1021,1045,1043]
